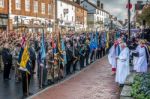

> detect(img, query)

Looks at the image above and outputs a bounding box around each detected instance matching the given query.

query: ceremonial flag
[90,32,96,52]
[57,32,61,52]
[57,32,65,63]
[95,32,99,48]
[18,35,26,64]
[19,43,31,74]
[61,38,67,65]
[106,32,109,49]
[115,31,120,40]
[40,31,46,63]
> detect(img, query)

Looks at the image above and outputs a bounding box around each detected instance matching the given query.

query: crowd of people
[0,29,149,98]
[0,30,113,98]
[108,30,150,87]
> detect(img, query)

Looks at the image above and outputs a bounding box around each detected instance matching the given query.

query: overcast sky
[93,0,147,21]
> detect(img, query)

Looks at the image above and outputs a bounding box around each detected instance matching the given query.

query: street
[0,0,150,99]
[30,56,120,99]
[0,70,40,99]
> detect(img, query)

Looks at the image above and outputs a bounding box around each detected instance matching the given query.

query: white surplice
[115,47,130,84]
[108,45,116,69]
[133,45,140,71]
[135,46,148,73]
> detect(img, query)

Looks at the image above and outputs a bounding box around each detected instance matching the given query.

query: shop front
[0,14,8,32]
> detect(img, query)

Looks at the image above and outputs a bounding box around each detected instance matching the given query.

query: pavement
[0,70,40,99]
[30,56,120,99]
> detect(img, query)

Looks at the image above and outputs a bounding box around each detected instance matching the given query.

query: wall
[11,0,54,19]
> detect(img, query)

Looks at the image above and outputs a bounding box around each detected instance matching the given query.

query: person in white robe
[108,38,123,75]
[135,40,148,73]
[108,45,116,75]
[133,45,140,71]
[115,43,130,85]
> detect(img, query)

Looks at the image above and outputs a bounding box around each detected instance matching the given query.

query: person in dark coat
[29,44,36,74]
[97,34,102,59]
[2,43,12,80]
[79,44,85,69]
[73,41,80,72]
[66,42,74,75]
[85,39,90,65]
[100,33,106,57]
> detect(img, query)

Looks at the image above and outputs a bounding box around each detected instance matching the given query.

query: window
[97,10,99,14]
[48,4,51,15]
[0,0,4,8]
[16,0,21,10]
[25,0,30,11]
[34,1,38,13]
[41,3,45,14]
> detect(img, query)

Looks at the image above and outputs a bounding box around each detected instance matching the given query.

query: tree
[137,4,150,26]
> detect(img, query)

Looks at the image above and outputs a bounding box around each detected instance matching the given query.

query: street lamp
[127,0,131,40]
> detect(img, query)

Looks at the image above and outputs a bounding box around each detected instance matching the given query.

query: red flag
[126,3,132,9]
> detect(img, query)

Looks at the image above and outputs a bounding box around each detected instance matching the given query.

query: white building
[80,0,110,31]
[57,0,76,31]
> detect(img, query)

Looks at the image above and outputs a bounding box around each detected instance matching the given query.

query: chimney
[97,0,101,8]
[101,3,103,9]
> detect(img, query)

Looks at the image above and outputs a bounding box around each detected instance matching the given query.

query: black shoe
[29,92,33,96]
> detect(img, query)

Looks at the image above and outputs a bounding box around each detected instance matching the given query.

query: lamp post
[128,0,131,39]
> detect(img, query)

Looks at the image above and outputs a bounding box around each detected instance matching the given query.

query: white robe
[133,45,140,71]
[135,46,148,73]
[115,47,130,84]
[108,45,116,69]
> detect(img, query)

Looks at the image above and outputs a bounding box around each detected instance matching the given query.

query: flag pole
[40,28,45,88]
[128,0,131,40]
[40,66,43,88]
[26,72,29,96]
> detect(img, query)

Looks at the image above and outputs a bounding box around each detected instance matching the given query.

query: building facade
[57,0,87,32]
[57,0,76,32]
[74,2,87,31]
[9,0,55,33]
[80,0,110,31]
[0,0,9,31]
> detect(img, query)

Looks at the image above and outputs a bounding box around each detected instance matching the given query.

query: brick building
[74,3,87,31]
[0,0,9,31]
[0,0,87,32]
[9,0,55,32]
